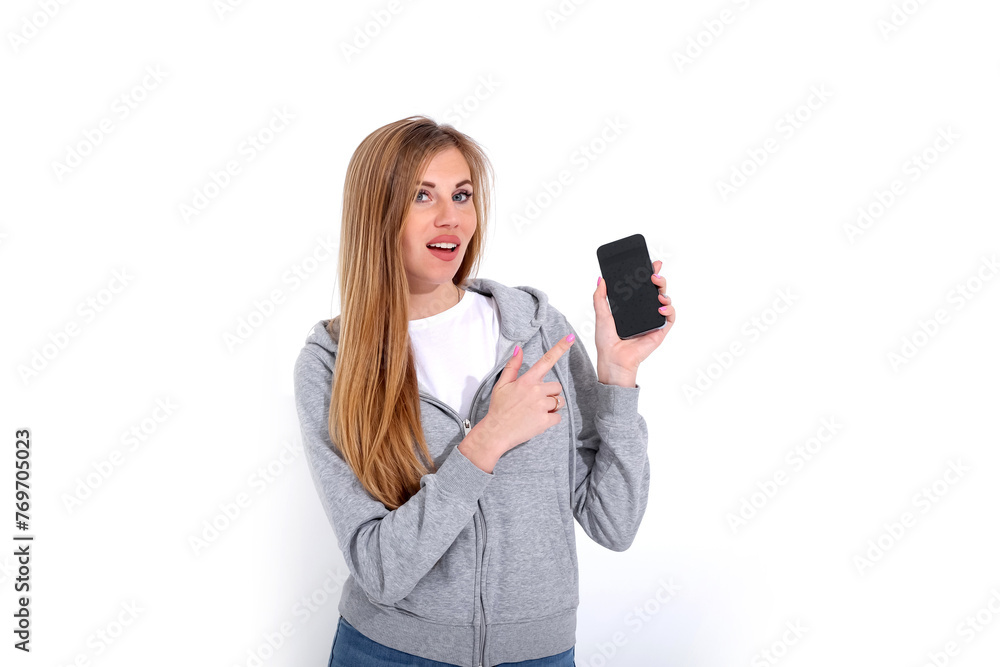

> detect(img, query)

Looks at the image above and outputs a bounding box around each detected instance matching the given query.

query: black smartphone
[596,233,666,340]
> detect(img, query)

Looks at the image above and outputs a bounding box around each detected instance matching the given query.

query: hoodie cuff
[596,381,641,421]
[427,444,494,504]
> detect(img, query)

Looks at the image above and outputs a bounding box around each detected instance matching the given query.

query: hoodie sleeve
[558,317,651,552]
[293,347,494,606]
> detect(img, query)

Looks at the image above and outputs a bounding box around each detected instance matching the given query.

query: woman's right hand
[480,334,576,456]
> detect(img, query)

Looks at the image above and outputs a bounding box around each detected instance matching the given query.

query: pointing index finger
[523,333,575,383]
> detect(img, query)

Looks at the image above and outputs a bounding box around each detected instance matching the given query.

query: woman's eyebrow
[419,179,472,189]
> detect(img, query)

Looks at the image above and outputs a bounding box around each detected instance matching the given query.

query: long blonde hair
[328,116,495,509]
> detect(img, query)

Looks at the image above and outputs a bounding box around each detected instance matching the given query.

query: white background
[3,1,999,665]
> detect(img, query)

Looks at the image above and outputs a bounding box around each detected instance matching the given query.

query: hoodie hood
[301,277,552,360]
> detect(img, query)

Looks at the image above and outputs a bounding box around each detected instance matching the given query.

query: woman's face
[401,147,476,294]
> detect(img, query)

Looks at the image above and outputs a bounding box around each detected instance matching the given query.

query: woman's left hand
[593,260,674,386]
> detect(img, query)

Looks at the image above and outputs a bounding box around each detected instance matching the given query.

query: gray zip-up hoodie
[292,277,650,667]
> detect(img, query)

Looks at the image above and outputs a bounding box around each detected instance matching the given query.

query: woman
[293,116,674,667]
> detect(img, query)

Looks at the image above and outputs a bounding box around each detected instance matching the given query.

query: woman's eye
[416,189,472,202]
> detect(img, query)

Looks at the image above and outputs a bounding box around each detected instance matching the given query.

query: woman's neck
[408,283,463,320]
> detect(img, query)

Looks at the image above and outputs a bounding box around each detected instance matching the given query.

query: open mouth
[426,244,458,253]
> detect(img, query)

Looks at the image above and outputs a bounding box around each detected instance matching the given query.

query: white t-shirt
[408,288,501,419]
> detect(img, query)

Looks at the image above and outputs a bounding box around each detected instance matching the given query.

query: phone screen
[596,233,665,339]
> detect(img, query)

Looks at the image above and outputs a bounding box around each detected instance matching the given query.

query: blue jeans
[328,616,576,667]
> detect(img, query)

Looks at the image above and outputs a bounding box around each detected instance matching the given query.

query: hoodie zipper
[417,342,514,667]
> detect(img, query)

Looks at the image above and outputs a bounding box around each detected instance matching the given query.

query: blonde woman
[293,116,673,667]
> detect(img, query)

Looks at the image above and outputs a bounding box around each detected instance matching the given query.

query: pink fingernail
[597,276,602,286]
[567,333,575,343]
[653,274,661,279]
